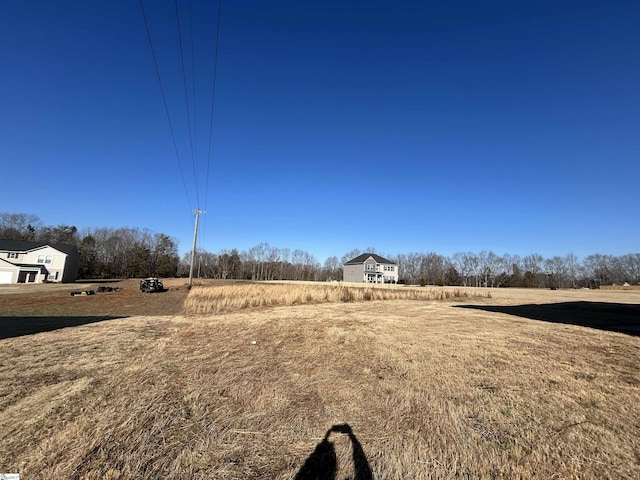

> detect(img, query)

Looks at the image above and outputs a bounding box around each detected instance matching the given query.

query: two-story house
[343,253,399,284]
[0,240,80,284]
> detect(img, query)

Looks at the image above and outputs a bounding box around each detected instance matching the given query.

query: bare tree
[618,253,640,285]
[565,253,580,288]
[0,212,42,241]
[341,249,362,266]
[37,224,79,245]
[322,256,341,281]
[583,254,614,287]
[544,256,568,288]
[397,253,422,285]
[484,252,509,288]
[523,253,545,288]
[451,252,477,287]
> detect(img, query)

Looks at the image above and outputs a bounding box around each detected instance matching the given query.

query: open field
[0,282,639,479]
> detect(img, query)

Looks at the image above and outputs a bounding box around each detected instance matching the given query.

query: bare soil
[0,278,189,339]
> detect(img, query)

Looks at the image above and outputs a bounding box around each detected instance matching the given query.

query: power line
[139,0,192,210]
[189,0,199,204]
[140,0,223,257]
[204,0,223,212]
[174,0,199,207]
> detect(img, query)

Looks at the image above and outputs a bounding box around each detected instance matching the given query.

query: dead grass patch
[184,282,490,314]
[0,288,638,478]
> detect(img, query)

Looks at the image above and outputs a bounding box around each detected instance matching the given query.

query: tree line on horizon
[1,212,638,288]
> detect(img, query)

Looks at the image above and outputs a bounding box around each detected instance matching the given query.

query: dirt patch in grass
[0,286,639,478]
[0,279,189,339]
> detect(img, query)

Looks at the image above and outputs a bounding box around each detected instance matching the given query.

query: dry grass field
[0,281,638,479]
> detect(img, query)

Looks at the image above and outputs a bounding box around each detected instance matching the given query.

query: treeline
[179,244,327,281]
[180,245,640,288]
[394,251,640,289]
[0,213,179,279]
[2,213,639,287]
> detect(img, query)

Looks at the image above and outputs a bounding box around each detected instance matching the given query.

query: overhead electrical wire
[189,0,199,198]
[140,0,223,254]
[174,0,199,208]
[139,0,192,210]
[204,0,223,212]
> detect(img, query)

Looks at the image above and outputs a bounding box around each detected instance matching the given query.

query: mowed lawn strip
[0,285,638,478]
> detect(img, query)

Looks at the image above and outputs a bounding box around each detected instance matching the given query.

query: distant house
[343,253,399,284]
[0,240,80,284]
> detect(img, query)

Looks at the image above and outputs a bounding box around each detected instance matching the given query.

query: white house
[343,253,399,284]
[0,240,80,284]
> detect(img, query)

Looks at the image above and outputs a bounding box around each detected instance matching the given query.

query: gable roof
[344,253,397,265]
[0,239,79,256]
[0,256,47,270]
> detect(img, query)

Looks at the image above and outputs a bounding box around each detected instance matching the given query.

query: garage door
[0,270,13,284]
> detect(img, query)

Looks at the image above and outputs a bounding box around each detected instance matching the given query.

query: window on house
[8,252,18,259]
[48,272,59,280]
[37,255,45,263]
[45,255,52,264]
[366,264,374,271]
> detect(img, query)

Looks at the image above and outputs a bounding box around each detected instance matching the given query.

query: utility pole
[188,209,205,288]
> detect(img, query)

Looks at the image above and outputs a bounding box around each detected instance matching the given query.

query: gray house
[0,240,80,284]
[343,253,399,283]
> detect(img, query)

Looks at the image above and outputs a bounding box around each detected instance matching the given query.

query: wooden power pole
[188,209,205,288]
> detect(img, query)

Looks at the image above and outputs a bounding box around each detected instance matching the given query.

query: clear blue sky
[1,1,638,262]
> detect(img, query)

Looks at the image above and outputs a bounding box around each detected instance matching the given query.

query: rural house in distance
[343,253,399,283]
[0,239,80,284]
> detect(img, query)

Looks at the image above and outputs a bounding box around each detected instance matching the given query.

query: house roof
[0,239,79,256]
[0,256,47,271]
[343,253,397,265]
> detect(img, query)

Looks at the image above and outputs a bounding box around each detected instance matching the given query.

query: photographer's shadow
[294,423,373,480]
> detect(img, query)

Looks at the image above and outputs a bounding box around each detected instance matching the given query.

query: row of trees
[0,213,179,279]
[396,251,640,289]
[178,246,640,288]
[78,228,179,278]
[179,244,325,281]
[2,213,638,287]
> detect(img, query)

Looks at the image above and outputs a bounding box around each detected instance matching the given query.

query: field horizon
[0,281,638,478]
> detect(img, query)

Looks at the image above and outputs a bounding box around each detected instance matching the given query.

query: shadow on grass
[455,302,640,336]
[0,315,128,340]
[295,423,372,480]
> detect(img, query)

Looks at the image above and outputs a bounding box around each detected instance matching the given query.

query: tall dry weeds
[183,282,490,314]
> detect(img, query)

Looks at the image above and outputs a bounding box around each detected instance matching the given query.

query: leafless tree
[583,254,613,287]
[565,253,580,288]
[340,248,362,266]
[618,253,640,285]
[544,256,569,288]
[523,253,545,287]
[451,252,477,287]
[396,253,422,284]
[0,212,42,241]
[322,256,341,281]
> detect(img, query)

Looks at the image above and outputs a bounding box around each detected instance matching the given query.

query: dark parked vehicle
[140,277,164,293]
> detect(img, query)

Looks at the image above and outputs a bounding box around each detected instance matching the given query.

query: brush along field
[0,282,639,479]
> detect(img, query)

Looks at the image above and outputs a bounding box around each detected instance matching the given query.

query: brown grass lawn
[0,281,638,479]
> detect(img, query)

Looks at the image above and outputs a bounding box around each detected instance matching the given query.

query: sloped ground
[0,285,638,479]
